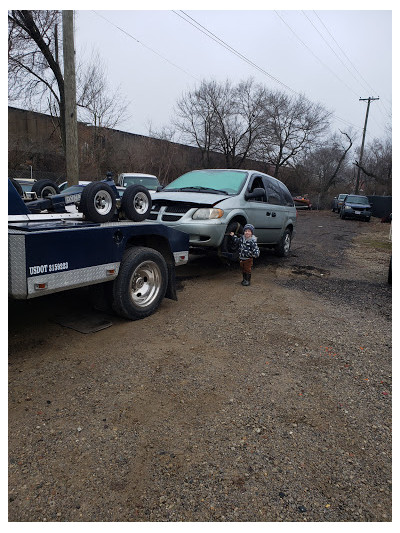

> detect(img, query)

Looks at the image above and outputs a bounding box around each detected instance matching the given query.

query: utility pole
[62,10,79,186]
[355,96,379,194]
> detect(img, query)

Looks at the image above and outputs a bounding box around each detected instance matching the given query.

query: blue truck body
[8,179,189,319]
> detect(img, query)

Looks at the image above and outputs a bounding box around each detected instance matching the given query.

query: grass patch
[359,236,392,252]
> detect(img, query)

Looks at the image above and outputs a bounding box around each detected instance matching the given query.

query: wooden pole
[62,10,79,186]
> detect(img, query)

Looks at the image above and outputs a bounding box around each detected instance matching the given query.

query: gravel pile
[8,211,391,522]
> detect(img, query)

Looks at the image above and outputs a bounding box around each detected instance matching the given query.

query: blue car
[340,194,372,222]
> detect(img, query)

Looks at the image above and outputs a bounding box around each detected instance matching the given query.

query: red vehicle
[293,195,312,210]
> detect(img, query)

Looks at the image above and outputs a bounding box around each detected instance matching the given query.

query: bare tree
[214,79,266,168]
[292,130,354,208]
[8,10,130,165]
[174,79,221,167]
[174,78,267,168]
[258,91,332,179]
[8,10,67,149]
[354,137,392,195]
[76,52,130,130]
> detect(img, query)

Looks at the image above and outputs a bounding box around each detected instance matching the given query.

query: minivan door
[243,175,270,243]
[262,176,290,244]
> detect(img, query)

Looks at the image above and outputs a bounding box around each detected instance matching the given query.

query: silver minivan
[148,169,296,259]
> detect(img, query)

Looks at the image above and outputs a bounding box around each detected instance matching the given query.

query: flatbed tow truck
[8,178,189,320]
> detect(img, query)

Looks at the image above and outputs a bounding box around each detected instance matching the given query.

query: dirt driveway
[8,210,392,522]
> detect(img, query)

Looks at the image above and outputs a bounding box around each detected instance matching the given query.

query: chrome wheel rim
[94,190,113,215]
[130,261,161,307]
[42,186,58,197]
[133,192,150,214]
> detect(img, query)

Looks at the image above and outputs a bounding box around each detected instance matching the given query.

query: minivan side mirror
[156,186,164,192]
[245,187,265,200]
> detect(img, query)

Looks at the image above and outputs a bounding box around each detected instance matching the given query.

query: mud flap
[165,263,177,301]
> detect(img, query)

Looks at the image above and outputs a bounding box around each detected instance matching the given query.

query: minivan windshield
[164,170,248,195]
[345,195,370,205]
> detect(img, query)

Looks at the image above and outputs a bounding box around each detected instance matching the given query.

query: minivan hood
[151,191,230,207]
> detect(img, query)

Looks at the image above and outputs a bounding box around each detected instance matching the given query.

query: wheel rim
[283,233,291,253]
[94,190,113,215]
[42,186,57,197]
[129,260,161,307]
[133,192,150,214]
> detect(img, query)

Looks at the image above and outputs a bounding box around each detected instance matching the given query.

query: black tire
[10,178,23,197]
[79,182,116,223]
[121,185,152,221]
[112,247,168,320]
[219,221,244,261]
[275,228,292,257]
[31,179,60,198]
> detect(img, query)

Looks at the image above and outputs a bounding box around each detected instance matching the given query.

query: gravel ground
[8,210,392,522]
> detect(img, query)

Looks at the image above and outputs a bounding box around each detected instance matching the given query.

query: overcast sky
[74,6,392,147]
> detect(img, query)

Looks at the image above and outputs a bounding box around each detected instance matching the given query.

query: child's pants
[240,258,253,274]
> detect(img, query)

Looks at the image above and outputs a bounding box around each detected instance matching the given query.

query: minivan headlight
[192,208,224,220]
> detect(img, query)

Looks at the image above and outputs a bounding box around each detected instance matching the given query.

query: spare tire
[121,185,152,221]
[31,179,60,198]
[79,181,116,223]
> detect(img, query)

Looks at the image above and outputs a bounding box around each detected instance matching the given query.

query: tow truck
[8,177,189,320]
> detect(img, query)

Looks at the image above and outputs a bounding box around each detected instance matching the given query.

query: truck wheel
[31,179,60,198]
[79,182,116,223]
[121,185,152,221]
[218,221,243,261]
[112,247,168,320]
[275,228,292,257]
[10,178,23,197]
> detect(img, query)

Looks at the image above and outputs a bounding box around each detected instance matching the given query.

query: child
[229,223,260,286]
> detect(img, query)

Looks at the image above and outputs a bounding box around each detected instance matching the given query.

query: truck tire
[121,185,152,221]
[112,247,168,320]
[79,181,116,223]
[10,178,23,197]
[275,228,292,257]
[31,179,60,198]
[218,221,243,261]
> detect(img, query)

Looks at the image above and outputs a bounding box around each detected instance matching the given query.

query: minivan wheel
[275,228,292,257]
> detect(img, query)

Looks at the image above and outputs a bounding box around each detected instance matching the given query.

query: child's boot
[241,273,250,286]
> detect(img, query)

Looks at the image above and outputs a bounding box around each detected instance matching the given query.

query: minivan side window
[247,176,267,202]
[264,177,285,205]
[277,181,294,206]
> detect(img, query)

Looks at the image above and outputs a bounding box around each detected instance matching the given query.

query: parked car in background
[340,194,372,221]
[117,173,161,191]
[332,193,348,213]
[147,168,297,260]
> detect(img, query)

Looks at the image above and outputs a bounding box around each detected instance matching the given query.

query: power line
[173,10,297,94]
[275,10,360,98]
[312,11,392,115]
[302,11,372,95]
[91,10,200,82]
[174,10,362,133]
